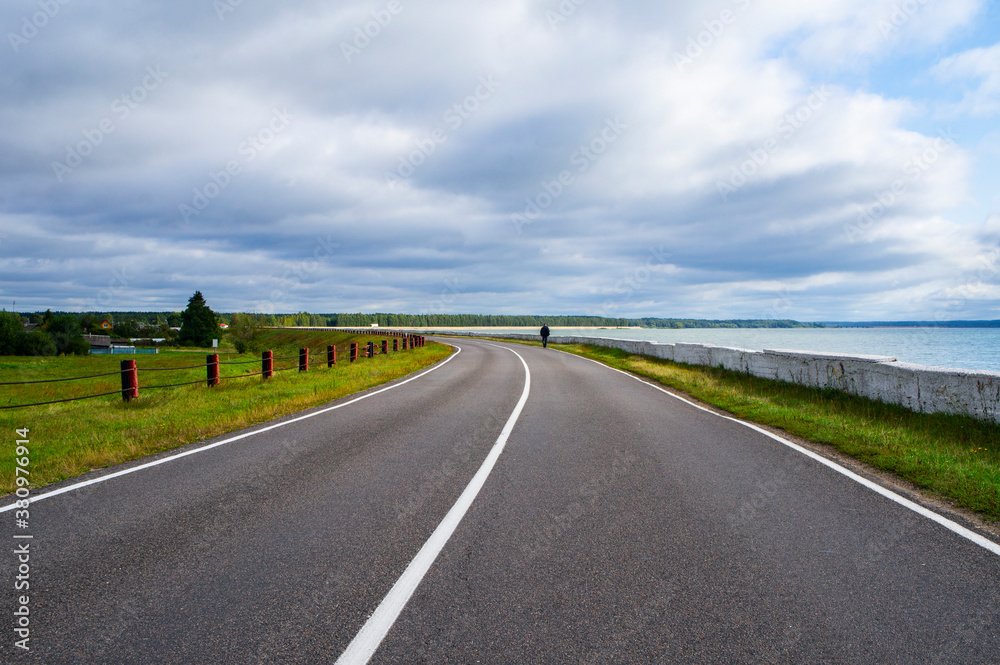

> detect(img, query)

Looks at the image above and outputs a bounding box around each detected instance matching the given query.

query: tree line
[1,296,830,357]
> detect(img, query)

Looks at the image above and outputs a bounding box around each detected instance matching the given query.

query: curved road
[2,338,999,663]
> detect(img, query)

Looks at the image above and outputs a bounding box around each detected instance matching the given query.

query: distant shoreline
[827,321,1000,329]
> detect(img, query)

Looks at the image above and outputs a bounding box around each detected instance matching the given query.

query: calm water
[442,327,1000,373]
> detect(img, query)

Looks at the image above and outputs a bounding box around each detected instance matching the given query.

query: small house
[83,334,111,351]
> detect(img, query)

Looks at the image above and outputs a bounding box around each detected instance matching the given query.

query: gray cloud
[0,0,996,319]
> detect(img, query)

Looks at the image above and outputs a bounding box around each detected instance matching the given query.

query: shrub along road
[1,338,998,663]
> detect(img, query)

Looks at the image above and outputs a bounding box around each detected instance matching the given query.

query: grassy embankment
[500,337,1000,523]
[0,329,450,493]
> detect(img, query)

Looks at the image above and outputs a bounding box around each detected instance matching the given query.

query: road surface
[2,338,999,663]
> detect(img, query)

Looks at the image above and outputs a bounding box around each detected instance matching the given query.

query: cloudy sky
[2,0,999,321]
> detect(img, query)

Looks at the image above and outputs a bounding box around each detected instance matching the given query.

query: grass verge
[0,330,450,493]
[495,337,1000,524]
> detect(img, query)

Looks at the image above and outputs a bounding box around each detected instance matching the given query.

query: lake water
[437,327,1000,373]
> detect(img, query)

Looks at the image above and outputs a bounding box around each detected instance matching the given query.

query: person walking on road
[540,324,550,348]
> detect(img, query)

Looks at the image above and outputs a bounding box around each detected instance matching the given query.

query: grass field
[493,337,1000,524]
[0,330,450,493]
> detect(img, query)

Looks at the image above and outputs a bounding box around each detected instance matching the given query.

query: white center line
[335,345,531,665]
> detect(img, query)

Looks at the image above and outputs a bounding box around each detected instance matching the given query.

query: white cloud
[933,42,1000,116]
[0,0,995,319]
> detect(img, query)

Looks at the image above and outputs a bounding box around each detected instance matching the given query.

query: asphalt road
[2,338,999,664]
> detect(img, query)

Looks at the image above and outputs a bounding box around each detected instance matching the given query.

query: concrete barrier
[409,329,1000,424]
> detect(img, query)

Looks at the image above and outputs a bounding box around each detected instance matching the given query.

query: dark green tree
[47,314,89,356]
[112,319,142,339]
[80,313,102,332]
[178,291,219,347]
[0,311,24,355]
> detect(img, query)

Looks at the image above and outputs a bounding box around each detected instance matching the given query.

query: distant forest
[829,320,1000,328]
[15,310,1000,329]
[324,314,828,329]
[13,310,828,329]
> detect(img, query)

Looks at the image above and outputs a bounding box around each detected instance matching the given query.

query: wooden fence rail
[2,334,427,409]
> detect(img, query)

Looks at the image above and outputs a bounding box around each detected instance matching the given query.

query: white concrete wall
[416,329,1000,424]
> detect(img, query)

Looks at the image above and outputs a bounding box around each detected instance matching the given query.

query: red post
[382,340,388,355]
[350,343,358,362]
[366,341,373,358]
[262,350,273,379]
[328,344,336,367]
[393,338,398,352]
[120,359,138,401]
[207,354,220,387]
[299,348,309,372]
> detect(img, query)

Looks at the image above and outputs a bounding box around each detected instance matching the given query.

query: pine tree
[178,291,218,347]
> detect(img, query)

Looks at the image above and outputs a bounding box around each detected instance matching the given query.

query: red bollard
[299,348,309,372]
[350,343,358,362]
[120,359,138,401]
[366,341,373,358]
[328,344,336,367]
[262,350,273,379]
[207,354,220,387]
[382,340,388,355]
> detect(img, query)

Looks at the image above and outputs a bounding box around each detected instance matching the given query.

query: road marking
[335,346,531,665]
[564,350,1000,558]
[0,346,463,513]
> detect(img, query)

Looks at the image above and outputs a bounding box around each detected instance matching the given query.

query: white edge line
[335,346,531,665]
[0,345,463,514]
[534,342,1000,558]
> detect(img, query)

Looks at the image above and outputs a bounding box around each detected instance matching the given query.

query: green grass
[496,337,1000,523]
[0,330,450,493]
